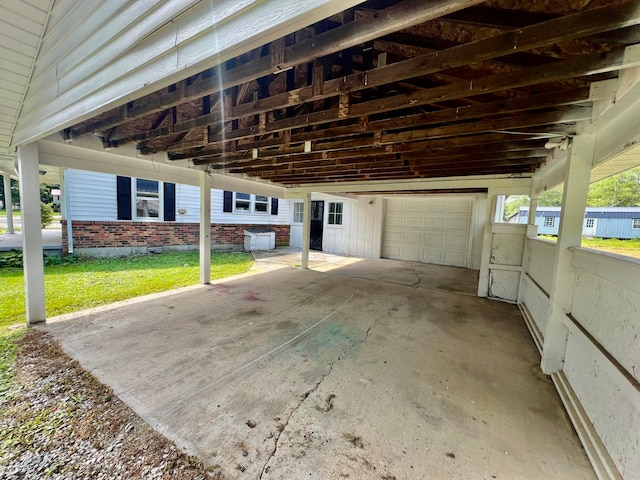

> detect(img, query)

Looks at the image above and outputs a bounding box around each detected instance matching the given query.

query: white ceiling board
[0,0,54,158]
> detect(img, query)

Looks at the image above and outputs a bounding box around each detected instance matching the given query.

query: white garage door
[382,196,473,267]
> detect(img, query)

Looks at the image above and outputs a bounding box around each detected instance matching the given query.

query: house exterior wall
[291,193,485,269]
[290,193,384,258]
[62,220,290,256]
[64,169,290,256]
[65,169,290,225]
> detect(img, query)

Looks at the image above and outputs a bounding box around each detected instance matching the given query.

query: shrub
[40,202,54,229]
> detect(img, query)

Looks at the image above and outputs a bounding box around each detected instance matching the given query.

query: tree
[538,187,563,206]
[587,166,640,207]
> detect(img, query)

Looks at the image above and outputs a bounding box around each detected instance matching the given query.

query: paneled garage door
[382,197,473,267]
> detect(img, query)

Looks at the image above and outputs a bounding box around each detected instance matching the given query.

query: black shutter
[223,190,233,212]
[164,182,176,221]
[116,176,132,220]
[271,198,279,215]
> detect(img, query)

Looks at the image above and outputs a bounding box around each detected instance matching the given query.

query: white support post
[541,135,595,374]
[61,168,74,254]
[517,178,540,303]
[477,189,497,297]
[3,174,14,234]
[18,144,46,324]
[301,192,311,269]
[199,172,211,284]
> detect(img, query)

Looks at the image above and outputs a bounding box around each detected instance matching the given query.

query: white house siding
[289,193,383,257]
[66,169,117,221]
[291,193,483,267]
[65,169,290,224]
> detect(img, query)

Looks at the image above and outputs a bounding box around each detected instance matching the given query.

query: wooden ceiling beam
[207,140,548,171]
[379,106,591,143]
[111,2,638,148]
[190,131,554,165]
[256,163,536,183]
[228,150,548,175]
[350,49,632,117]
[69,0,484,139]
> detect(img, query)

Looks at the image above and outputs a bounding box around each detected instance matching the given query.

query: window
[254,195,268,214]
[544,216,555,227]
[633,218,640,229]
[585,218,595,228]
[232,192,272,214]
[328,202,343,225]
[135,179,160,219]
[234,192,251,212]
[293,202,304,223]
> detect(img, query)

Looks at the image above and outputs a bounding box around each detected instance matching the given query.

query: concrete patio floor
[41,254,594,479]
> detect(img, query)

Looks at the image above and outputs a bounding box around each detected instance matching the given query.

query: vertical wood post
[301,193,312,269]
[18,144,46,324]
[517,178,540,303]
[199,172,211,284]
[3,174,14,234]
[541,135,595,373]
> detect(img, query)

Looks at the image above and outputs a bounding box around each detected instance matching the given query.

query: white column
[301,192,311,269]
[541,135,595,374]
[477,189,496,297]
[199,172,211,284]
[517,178,540,304]
[61,169,74,254]
[18,144,46,324]
[3,174,14,234]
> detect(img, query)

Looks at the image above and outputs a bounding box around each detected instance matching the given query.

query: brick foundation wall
[61,221,290,254]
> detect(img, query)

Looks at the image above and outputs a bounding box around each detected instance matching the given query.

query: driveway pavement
[41,257,594,479]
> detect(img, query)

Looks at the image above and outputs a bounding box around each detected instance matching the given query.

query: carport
[42,256,593,479]
[2,1,640,478]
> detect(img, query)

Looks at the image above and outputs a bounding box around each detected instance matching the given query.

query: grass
[0,251,253,331]
[0,209,20,216]
[538,235,640,258]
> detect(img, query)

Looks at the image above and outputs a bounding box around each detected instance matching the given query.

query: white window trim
[327,201,344,227]
[133,178,164,222]
[632,218,640,229]
[292,201,304,224]
[544,216,555,227]
[233,192,270,215]
[585,218,595,228]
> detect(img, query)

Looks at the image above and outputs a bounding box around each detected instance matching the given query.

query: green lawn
[0,251,253,331]
[539,235,640,258]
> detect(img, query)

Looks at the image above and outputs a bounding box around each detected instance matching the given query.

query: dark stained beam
[227,150,549,175]
[69,0,485,139]
[207,140,548,171]
[109,1,638,148]
[443,6,556,29]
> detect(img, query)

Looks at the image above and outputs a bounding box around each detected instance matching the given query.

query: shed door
[382,197,473,267]
[583,218,597,237]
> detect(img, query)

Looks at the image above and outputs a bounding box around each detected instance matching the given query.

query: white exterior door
[382,196,473,267]
[583,217,597,237]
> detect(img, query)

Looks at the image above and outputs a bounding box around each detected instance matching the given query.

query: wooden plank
[70,0,483,138]
[189,132,550,165]
[350,50,631,117]
[212,141,548,171]
[380,107,592,143]
[228,2,638,119]
[229,152,547,175]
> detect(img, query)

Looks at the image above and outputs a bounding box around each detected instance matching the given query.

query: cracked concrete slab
[41,259,594,479]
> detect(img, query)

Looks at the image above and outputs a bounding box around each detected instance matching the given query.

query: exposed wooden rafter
[63,0,640,186]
